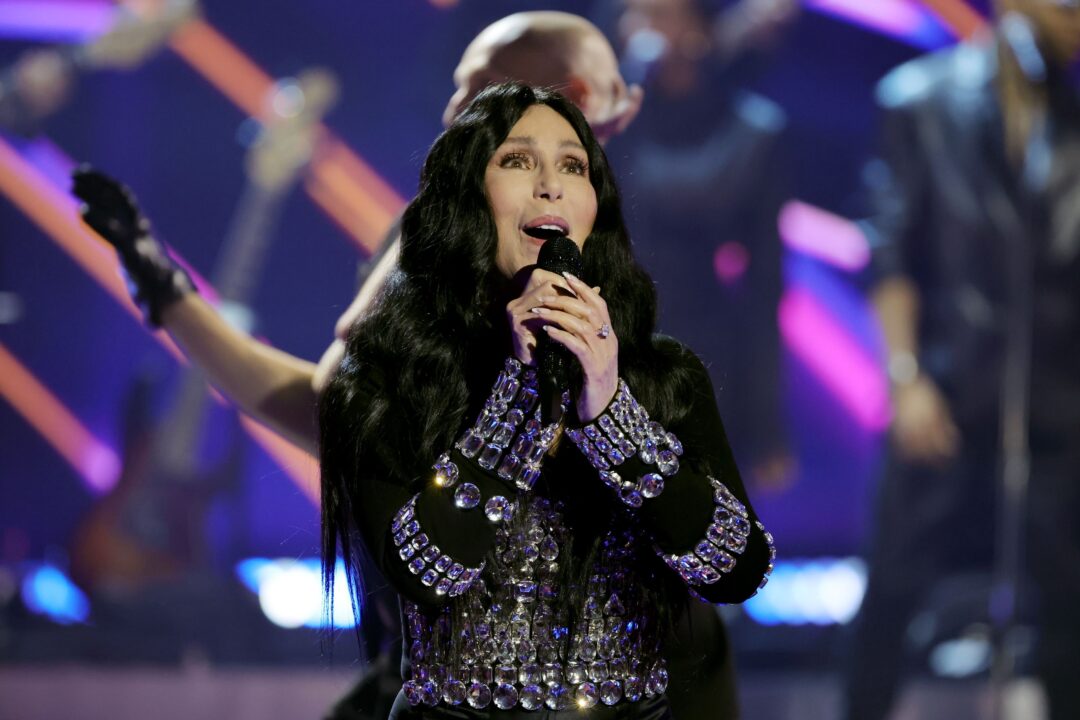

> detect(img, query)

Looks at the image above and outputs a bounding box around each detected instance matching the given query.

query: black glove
[71,165,195,326]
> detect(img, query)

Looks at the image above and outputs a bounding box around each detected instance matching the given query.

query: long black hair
[319,82,699,622]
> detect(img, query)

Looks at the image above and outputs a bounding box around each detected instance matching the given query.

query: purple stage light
[0,0,112,42]
[714,240,750,285]
[81,442,122,494]
[804,0,953,48]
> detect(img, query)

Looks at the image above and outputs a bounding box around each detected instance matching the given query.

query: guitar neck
[212,181,291,308]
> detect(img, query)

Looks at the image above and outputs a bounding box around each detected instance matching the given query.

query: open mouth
[523,225,568,242]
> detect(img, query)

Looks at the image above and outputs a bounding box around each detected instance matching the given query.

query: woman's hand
[532,272,619,422]
[71,165,194,326]
[505,269,575,366]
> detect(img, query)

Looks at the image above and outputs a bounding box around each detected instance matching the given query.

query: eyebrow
[502,136,587,152]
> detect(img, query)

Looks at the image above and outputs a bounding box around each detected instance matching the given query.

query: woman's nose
[534,166,563,201]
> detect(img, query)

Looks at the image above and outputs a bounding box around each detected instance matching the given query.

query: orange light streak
[308,154,393,252]
[320,136,404,216]
[0,135,320,504]
[0,136,185,362]
[239,417,319,504]
[166,17,403,253]
[168,18,272,119]
[915,0,987,40]
[0,343,121,494]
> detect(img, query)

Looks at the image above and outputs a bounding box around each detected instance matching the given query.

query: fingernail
[530,307,545,314]
[562,272,578,282]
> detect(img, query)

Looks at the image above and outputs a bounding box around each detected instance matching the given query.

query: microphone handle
[535,234,583,422]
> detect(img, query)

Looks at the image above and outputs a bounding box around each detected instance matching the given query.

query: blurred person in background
[601,0,799,492]
[844,1,1080,718]
[0,1,196,136]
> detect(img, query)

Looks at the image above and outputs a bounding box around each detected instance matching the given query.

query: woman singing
[72,82,774,719]
[319,83,774,718]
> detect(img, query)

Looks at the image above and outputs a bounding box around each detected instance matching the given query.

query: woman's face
[485,104,598,280]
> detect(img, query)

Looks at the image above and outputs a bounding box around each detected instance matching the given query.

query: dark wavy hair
[319,82,699,626]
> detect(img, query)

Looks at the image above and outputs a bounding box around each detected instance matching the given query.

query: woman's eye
[563,157,588,176]
[500,152,532,169]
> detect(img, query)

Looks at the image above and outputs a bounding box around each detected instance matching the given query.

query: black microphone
[536,234,583,422]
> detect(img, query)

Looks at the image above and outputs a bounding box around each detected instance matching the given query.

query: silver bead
[485,495,511,523]
[454,482,481,509]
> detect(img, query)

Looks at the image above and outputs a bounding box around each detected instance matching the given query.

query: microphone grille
[536,235,583,277]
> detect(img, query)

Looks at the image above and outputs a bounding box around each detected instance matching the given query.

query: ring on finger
[596,323,611,339]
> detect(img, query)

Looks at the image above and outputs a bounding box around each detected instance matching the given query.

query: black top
[332,335,772,716]
[350,337,771,612]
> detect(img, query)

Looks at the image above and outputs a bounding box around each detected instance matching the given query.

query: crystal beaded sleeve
[655,476,776,590]
[453,357,566,492]
[565,379,684,508]
[389,358,569,599]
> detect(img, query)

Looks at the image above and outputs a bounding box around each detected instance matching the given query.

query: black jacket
[869,40,1080,438]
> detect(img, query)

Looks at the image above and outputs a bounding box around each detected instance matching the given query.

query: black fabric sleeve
[572,346,773,605]
[344,385,507,611]
[374,449,509,609]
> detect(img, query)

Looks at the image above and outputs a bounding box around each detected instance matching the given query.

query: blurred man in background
[0,1,196,136]
[845,1,1080,718]
[602,0,799,493]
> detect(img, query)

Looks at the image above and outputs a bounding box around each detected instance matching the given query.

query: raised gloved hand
[72,165,195,326]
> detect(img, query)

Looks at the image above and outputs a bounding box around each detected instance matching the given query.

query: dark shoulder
[650,333,692,362]
[650,334,712,387]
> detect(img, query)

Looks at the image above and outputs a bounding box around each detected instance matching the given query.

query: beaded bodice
[401,493,669,712]
[387,355,775,713]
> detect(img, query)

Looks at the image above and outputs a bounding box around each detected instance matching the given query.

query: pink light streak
[779,287,890,431]
[778,200,870,272]
[804,0,936,43]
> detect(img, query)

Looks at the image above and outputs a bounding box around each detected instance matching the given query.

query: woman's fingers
[532,294,596,324]
[541,324,590,362]
[507,270,611,369]
[530,306,594,340]
[532,275,610,330]
[524,269,575,297]
[562,272,606,310]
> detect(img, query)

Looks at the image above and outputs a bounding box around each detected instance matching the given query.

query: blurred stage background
[0,1,1015,718]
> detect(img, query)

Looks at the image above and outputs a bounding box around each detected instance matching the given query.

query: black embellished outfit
[346,341,773,718]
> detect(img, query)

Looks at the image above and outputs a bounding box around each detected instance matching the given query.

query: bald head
[443,11,642,143]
